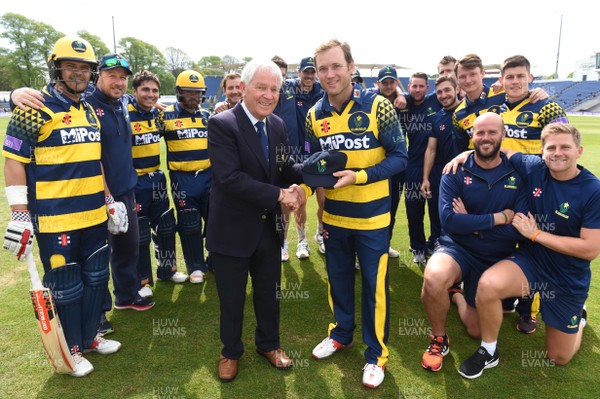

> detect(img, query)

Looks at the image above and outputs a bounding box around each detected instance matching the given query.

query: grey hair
[241,59,282,88]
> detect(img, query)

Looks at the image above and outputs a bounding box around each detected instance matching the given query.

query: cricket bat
[26,252,75,373]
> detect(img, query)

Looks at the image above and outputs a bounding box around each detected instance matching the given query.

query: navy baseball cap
[299,57,316,72]
[352,70,363,83]
[378,65,397,82]
[302,151,347,188]
[98,53,132,75]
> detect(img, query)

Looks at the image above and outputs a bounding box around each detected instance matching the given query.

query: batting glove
[3,210,34,261]
[106,195,129,235]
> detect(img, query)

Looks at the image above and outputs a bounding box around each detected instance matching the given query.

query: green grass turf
[0,115,599,398]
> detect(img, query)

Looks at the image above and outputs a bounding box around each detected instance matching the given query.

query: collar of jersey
[465,85,491,108]
[44,83,79,111]
[318,86,364,116]
[174,101,204,116]
[88,85,125,107]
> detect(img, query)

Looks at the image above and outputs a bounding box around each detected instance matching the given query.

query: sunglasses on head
[103,58,130,68]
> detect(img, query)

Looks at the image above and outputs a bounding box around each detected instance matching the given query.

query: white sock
[481,341,497,355]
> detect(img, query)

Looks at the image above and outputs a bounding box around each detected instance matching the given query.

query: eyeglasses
[102,58,130,68]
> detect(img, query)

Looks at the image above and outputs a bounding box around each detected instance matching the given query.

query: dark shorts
[510,252,587,334]
[434,235,498,307]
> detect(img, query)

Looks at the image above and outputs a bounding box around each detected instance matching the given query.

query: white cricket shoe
[169,271,188,283]
[190,270,205,283]
[413,252,427,266]
[138,284,153,298]
[312,337,352,359]
[296,239,310,259]
[84,335,122,355]
[70,351,94,377]
[314,231,326,254]
[388,247,400,258]
[362,363,385,388]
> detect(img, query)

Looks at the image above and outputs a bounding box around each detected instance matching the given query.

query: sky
[1,0,598,79]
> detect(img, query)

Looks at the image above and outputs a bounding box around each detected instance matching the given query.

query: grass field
[0,115,599,399]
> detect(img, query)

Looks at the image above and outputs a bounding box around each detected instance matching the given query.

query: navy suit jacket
[206,103,303,257]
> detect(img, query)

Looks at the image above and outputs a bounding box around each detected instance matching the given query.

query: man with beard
[398,72,441,265]
[161,70,211,283]
[3,38,123,376]
[420,112,528,373]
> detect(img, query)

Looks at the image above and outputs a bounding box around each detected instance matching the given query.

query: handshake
[278,184,306,212]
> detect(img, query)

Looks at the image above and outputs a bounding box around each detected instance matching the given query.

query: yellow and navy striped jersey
[453,85,505,150]
[129,101,162,175]
[306,89,407,231]
[501,97,567,154]
[162,103,211,172]
[2,85,106,233]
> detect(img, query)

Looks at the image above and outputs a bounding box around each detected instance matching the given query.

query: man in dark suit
[207,59,307,382]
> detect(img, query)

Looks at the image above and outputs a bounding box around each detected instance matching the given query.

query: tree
[156,70,176,95]
[0,13,63,87]
[197,55,223,76]
[0,52,15,91]
[118,36,167,75]
[77,30,110,59]
[164,47,192,78]
[222,54,241,73]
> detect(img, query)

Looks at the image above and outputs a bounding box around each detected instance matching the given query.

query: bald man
[420,112,529,373]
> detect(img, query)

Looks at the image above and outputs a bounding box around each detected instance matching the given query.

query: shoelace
[428,338,445,356]
[71,351,85,364]
[321,338,336,350]
[363,363,382,372]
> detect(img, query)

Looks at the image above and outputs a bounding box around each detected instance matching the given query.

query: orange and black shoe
[448,282,463,301]
[422,335,450,371]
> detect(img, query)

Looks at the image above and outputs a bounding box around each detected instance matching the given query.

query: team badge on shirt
[84,105,99,128]
[532,187,542,197]
[504,176,518,189]
[555,202,570,219]
[516,112,534,127]
[96,108,104,117]
[348,112,369,135]
[464,176,472,185]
